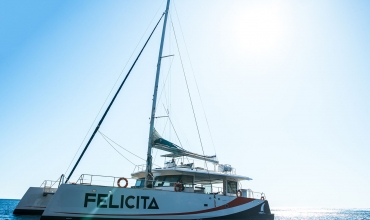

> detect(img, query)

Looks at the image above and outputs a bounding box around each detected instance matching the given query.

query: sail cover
[152,129,219,164]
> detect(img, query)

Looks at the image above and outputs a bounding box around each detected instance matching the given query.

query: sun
[230,1,286,53]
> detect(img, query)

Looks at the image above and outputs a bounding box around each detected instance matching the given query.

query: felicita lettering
[84,193,159,209]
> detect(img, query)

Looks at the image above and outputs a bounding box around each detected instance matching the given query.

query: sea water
[0,199,39,220]
[273,207,370,219]
[1,199,369,220]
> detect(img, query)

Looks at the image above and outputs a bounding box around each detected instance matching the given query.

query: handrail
[134,163,238,176]
[133,164,162,173]
[74,174,138,187]
[71,174,225,194]
[241,189,266,199]
[133,164,146,173]
[66,174,265,198]
[40,174,65,188]
[40,174,65,195]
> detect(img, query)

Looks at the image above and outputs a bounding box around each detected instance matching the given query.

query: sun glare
[231,2,285,53]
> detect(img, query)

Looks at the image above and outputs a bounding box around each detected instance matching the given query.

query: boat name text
[84,193,159,209]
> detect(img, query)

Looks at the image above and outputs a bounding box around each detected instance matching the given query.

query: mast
[145,0,171,187]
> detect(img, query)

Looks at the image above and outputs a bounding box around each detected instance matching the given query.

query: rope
[99,131,160,167]
[99,131,146,161]
[99,132,136,166]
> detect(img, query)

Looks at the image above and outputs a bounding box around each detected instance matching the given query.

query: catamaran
[15,1,274,219]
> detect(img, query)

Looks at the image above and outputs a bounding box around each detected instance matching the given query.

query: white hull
[41,184,273,219]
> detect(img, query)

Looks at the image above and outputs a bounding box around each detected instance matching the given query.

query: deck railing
[133,163,237,175]
[40,174,64,195]
[133,164,146,173]
[243,189,266,199]
[65,174,266,199]
[75,174,137,187]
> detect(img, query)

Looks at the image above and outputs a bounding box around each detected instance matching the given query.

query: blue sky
[1,0,369,208]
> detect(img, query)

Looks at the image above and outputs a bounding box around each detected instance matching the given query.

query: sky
[1,0,369,208]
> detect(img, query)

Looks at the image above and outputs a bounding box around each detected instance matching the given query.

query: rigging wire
[156,57,175,109]
[63,2,166,177]
[99,131,136,166]
[168,11,172,142]
[158,103,192,164]
[153,15,174,164]
[170,15,210,170]
[153,54,174,165]
[172,1,217,156]
[153,116,169,163]
[161,104,191,164]
[170,11,213,185]
[162,104,183,148]
[64,12,166,183]
[99,131,146,162]
[99,131,161,168]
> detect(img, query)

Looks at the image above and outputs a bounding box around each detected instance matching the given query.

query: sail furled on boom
[152,129,218,164]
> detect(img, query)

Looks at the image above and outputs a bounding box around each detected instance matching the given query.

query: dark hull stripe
[13,208,44,215]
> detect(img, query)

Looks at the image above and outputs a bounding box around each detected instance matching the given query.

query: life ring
[261,196,265,200]
[236,189,242,197]
[174,182,184,192]
[117,177,128,188]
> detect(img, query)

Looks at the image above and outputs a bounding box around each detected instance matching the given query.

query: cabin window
[203,184,212,194]
[154,175,193,187]
[227,181,237,194]
[179,175,193,188]
[154,175,180,187]
[135,178,145,188]
[134,178,145,188]
[164,175,180,186]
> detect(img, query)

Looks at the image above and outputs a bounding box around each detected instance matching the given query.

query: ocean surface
[1,199,369,219]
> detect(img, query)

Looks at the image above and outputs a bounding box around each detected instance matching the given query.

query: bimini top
[152,129,219,164]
